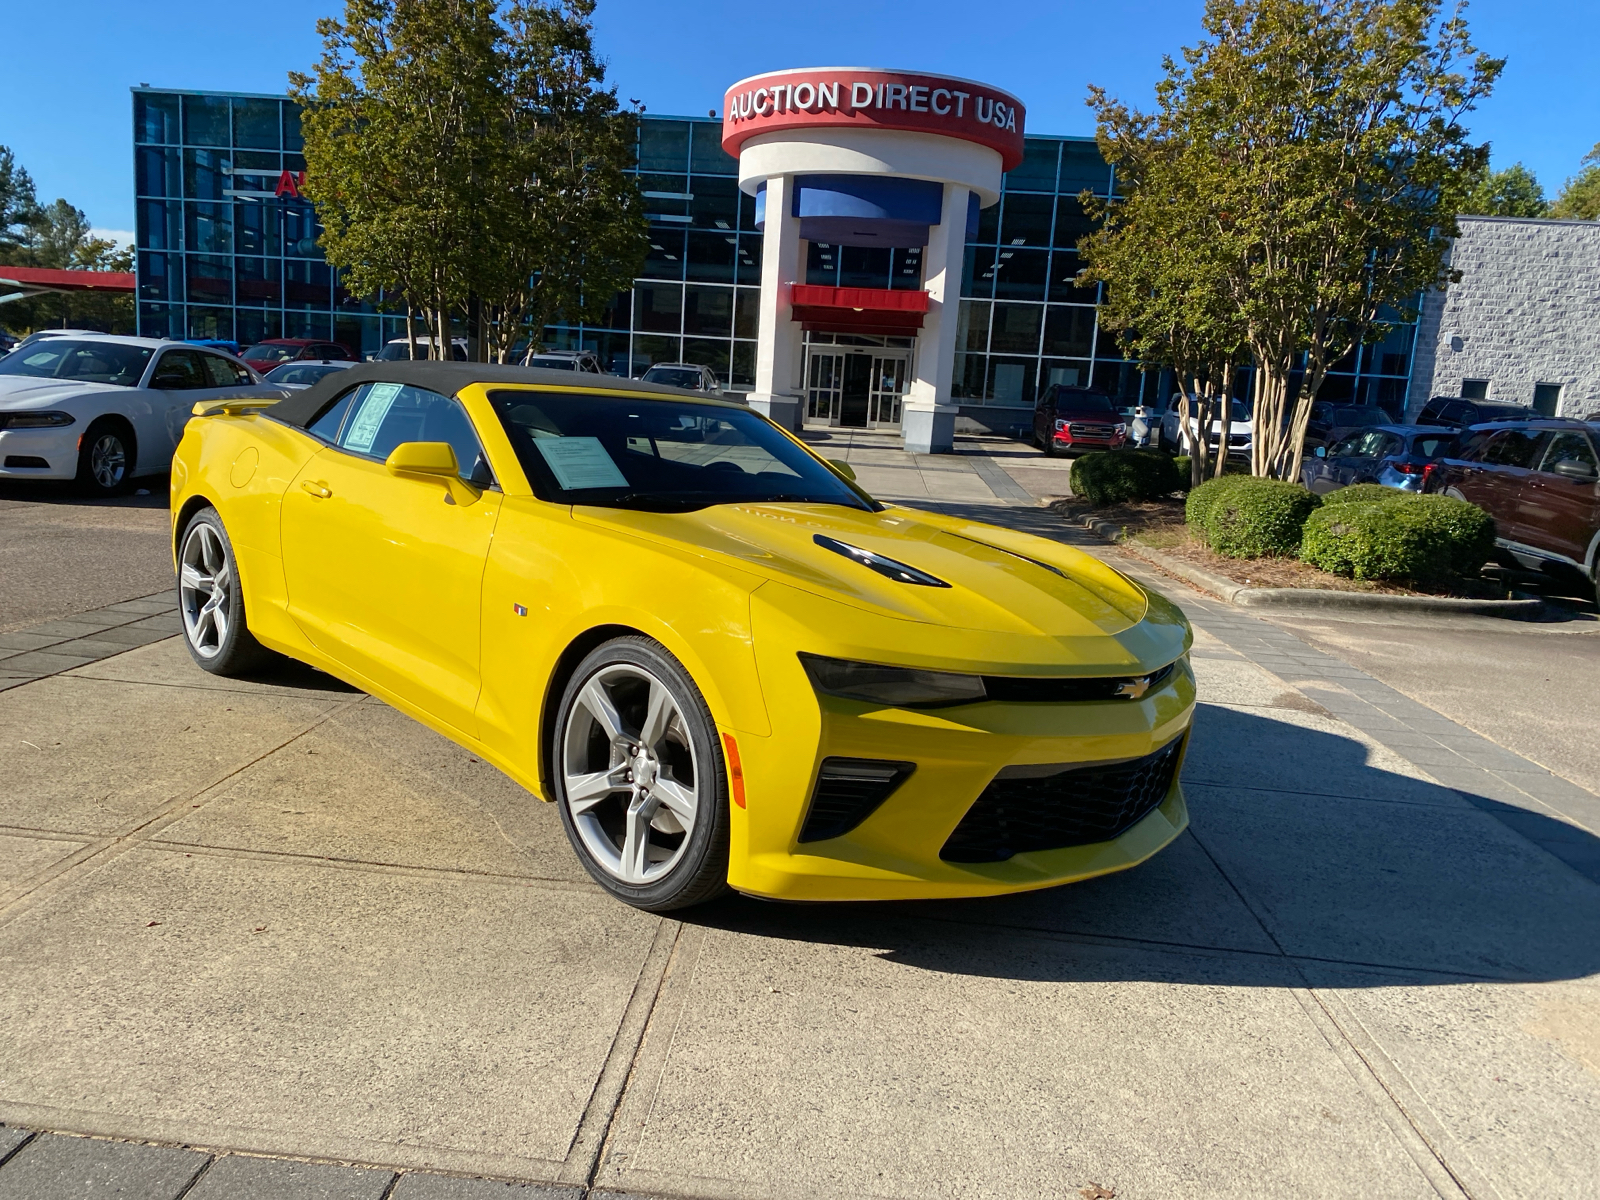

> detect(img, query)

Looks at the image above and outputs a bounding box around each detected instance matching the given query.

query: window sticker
[533,436,630,490]
[343,382,403,453]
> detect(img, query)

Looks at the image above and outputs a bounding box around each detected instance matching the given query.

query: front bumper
[728,587,1195,902]
[0,427,79,479]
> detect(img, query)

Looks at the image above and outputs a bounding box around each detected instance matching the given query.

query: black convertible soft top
[265,360,718,429]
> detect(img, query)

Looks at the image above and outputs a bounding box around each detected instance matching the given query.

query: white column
[747,173,805,431]
[902,183,969,454]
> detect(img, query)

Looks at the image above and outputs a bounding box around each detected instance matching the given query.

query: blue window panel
[183,95,230,147]
[135,92,181,145]
[1007,140,1060,192]
[1060,140,1113,196]
[233,99,281,149]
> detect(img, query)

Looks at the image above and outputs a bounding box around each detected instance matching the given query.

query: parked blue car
[1301,425,1458,495]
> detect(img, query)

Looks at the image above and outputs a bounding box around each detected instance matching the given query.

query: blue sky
[2,0,1595,241]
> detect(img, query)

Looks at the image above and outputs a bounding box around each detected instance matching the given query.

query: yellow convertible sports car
[170,363,1194,911]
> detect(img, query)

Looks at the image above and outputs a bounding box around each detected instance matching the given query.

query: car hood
[0,376,129,409]
[577,501,1149,639]
[1055,408,1123,422]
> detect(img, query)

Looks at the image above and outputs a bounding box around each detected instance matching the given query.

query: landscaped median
[1056,451,1543,616]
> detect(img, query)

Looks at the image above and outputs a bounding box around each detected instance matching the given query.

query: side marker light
[722,732,746,809]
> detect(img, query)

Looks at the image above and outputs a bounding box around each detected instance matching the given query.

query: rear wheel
[553,637,730,911]
[75,418,135,497]
[177,508,279,676]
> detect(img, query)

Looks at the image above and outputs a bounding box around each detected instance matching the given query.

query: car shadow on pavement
[689,706,1600,989]
[0,478,169,509]
[239,656,365,694]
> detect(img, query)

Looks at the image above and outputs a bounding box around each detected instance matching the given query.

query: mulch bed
[1051,497,1515,601]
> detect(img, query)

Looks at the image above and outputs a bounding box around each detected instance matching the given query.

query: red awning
[789,284,929,336]
[0,266,136,297]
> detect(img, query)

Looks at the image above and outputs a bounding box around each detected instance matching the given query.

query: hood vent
[813,534,950,588]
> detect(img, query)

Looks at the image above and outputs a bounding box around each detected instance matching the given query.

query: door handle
[300,480,332,498]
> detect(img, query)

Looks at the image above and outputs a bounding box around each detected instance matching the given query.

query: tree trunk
[405,305,418,361]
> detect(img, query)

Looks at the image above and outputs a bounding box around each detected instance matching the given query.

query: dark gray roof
[265,360,716,428]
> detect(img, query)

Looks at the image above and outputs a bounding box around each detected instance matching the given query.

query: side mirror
[828,459,857,482]
[385,441,459,477]
[1314,446,1327,458]
[1552,458,1598,480]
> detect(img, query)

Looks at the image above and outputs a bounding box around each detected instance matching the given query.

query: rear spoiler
[191,397,279,417]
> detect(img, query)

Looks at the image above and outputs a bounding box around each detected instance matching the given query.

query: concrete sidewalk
[1,438,1597,1200]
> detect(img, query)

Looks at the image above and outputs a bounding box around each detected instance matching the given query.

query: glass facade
[134,92,1414,417]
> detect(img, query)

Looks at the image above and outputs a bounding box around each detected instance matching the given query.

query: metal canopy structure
[0,267,136,307]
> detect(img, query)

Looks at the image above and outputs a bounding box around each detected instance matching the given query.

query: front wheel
[554,637,730,911]
[75,419,136,497]
[178,508,279,676]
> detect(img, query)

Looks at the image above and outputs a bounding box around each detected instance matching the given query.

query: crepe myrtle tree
[1086,0,1500,482]
[1080,117,1248,488]
[475,0,648,363]
[292,0,645,362]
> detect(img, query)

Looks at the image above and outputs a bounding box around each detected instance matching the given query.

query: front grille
[798,757,915,843]
[1068,423,1116,439]
[940,737,1184,863]
[982,661,1175,704]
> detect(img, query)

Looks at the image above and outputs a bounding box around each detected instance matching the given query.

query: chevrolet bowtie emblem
[1114,675,1152,700]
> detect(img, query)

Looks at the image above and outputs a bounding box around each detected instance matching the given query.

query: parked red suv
[1428,418,1600,603]
[1033,386,1128,457]
[240,338,356,372]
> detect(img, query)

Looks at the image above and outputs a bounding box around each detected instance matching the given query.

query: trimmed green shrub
[1301,501,1452,583]
[1196,478,1322,558]
[1300,492,1495,584]
[1410,493,1496,576]
[1184,473,1255,530]
[1069,450,1183,506]
[1320,483,1410,507]
[1173,456,1191,489]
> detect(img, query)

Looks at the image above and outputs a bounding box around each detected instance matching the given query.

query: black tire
[553,636,731,912]
[1043,436,1059,458]
[176,507,279,676]
[75,418,136,497]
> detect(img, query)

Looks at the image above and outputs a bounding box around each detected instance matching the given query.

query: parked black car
[1415,397,1530,428]
[1304,402,1389,451]
[1301,425,1458,495]
[1427,417,1600,604]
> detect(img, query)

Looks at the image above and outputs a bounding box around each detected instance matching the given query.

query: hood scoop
[814,534,950,588]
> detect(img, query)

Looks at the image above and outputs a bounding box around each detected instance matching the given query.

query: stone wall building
[1408,216,1600,421]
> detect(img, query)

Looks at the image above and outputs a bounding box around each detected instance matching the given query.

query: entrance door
[868,355,907,427]
[840,354,873,427]
[807,352,843,424]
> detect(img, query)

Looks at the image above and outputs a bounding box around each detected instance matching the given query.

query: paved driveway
[0,445,1597,1200]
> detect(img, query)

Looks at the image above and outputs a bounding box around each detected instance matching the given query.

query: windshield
[1055,389,1115,413]
[489,390,876,513]
[643,367,703,389]
[242,344,299,365]
[1335,407,1386,427]
[526,356,577,370]
[267,363,348,386]
[0,340,154,387]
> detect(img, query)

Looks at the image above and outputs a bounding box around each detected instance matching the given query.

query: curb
[1062,512,1547,619]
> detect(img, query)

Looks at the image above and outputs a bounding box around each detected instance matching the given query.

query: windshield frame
[485,386,879,513]
[0,339,155,387]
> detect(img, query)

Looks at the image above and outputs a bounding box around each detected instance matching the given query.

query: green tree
[1088,0,1500,482]
[1081,120,1247,486]
[475,0,647,362]
[1550,143,1600,220]
[1462,162,1547,217]
[293,0,646,361]
[0,145,42,258]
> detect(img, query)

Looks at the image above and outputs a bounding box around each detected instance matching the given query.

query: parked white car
[0,335,281,495]
[1160,393,1254,458]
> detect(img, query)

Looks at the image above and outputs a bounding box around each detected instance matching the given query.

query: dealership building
[131,82,1427,444]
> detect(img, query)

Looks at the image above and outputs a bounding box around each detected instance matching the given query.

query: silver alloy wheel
[561,663,700,886]
[179,521,233,659]
[90,433,126,489]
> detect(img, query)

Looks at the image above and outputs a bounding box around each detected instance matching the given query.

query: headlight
[0,410,75,429]
[1054,419,1068,431]
[1115,423,1127,434]
[800,654,987,708]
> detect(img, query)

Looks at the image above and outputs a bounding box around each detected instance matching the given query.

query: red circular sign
[722,69,1026,172]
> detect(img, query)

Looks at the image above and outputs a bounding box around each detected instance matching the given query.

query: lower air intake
[940,738,1184,863]
[798,757,915,843]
